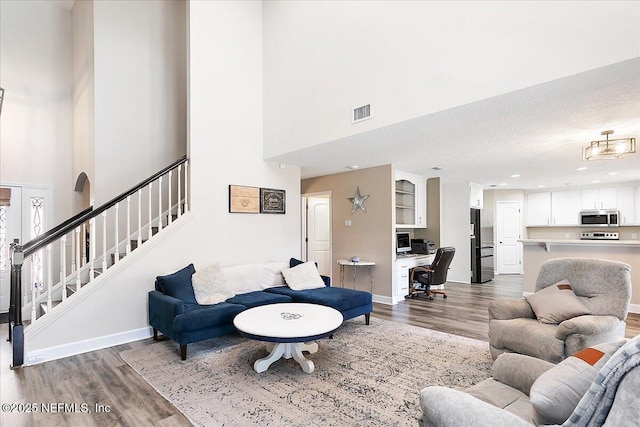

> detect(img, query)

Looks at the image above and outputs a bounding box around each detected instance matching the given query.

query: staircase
[7,156,189,368]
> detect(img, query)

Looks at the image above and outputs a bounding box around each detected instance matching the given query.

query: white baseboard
[372,294,394,305]
[24,326,153,366]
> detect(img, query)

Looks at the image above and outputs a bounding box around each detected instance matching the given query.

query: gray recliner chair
[488,258,631,364]
[419,335,640,427]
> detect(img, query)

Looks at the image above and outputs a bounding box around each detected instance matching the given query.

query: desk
[337,260,375,292]
[394,254,434,304]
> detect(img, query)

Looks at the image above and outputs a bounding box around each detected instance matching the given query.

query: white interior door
[306,194,331,277]
[0,186,23,313]
[496,201,523,274]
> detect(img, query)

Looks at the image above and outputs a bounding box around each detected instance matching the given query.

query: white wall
[25,0,302,359]
[441,181,472,283]
[92,0,187,205]
[71,0,95,210]
[263,1,640,159]
[0,0,73,225]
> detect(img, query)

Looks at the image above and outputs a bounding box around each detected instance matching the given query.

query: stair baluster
[89,217,96,280]
[137,189,142,249]
[158,176,163,232]
[126,196,131,255]
[147,183,153,240]
[60,236,67,301]
[46,244,52,311]
[30,254,37,323]
[168,170,173,225]
[114,203,120,264]
[75,227,81,292]
[184,160,189,212]
[177,164,182,218]
[101,212,107,272]
[81,223,87,267]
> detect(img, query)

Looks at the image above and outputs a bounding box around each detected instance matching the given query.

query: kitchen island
[520,238,640,313]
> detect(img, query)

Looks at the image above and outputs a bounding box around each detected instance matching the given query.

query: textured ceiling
[269,58,640,190]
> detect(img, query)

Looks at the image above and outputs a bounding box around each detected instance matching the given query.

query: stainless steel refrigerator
[471,208,494,283]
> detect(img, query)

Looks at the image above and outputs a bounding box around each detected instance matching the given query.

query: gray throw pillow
[524,279,591,324]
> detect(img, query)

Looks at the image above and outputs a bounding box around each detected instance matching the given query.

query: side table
[337,260,375,293]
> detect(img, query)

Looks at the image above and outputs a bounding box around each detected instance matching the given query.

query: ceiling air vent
[352,104,371,123]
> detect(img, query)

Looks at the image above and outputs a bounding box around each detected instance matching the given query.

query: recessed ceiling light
[576,167,588,171]
[499,183,507,186]
[592,180,601,183]
[346,165,359,170]
[607,172,618,176]
[511,174,520,178]
[538,184,546,188]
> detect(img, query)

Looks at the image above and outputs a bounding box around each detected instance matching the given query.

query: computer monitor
[396,232,411,254]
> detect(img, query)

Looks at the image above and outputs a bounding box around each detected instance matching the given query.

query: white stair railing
[9,157,189,368]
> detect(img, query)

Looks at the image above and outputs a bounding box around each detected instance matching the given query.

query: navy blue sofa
[149,259,373,360]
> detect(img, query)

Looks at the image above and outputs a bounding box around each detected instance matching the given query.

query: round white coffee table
[233,303,343,373]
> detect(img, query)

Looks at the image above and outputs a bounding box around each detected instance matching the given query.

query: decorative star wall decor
[348,187,370,214]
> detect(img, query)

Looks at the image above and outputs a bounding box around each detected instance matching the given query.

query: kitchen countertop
[520,238,640,252]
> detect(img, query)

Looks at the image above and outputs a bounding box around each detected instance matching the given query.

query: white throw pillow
[191,262,235,305]
[281,261,326,290]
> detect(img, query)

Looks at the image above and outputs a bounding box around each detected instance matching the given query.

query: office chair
[406,247,455,300]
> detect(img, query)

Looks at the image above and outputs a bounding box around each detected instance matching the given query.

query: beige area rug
[120,318,492,426]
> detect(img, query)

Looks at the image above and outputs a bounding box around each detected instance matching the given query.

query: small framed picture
[229,185,260,213]
[260,188,286,214]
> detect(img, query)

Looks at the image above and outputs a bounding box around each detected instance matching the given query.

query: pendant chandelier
[583,130,636,160]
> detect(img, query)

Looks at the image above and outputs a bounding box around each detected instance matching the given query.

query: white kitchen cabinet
[551,190,581,225]
[395,171,426,228]
[617,185,636,225]
[526,192,551,226]
[470,182,484,209]
[581,187,617,210]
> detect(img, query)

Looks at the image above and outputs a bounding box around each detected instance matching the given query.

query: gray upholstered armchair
[488,258,631,364]
[420,336,640,427]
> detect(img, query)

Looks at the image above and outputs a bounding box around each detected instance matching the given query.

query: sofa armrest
[488,299,535,321]
[149,290,185,334]
[420,386,533,427]
[555,315,620,341]
[321,275,331,287]
[491,353,555,395]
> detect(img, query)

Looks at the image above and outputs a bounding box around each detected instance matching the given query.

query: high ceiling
[269,58,640,191]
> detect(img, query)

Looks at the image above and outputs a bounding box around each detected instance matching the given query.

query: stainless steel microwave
[580,209,619,227]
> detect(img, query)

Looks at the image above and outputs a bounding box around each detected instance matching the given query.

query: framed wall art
[260,188,286,214]
[229,185,260,213]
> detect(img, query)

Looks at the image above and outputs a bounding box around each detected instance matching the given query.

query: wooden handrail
[22,155,187,257]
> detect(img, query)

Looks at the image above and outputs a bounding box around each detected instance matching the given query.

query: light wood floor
[1,275,638,426]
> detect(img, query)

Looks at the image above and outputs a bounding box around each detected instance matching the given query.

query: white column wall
[441,181,472,283]
[187,0,301,268]
[92,0,187,205]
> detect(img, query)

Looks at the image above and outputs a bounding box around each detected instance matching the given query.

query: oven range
[580,231,619,240]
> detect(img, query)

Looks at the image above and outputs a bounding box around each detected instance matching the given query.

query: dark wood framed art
[229,185,260,213]
[260,188,286,214]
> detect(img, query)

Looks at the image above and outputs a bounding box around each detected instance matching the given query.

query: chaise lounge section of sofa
[148,258,373,360]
